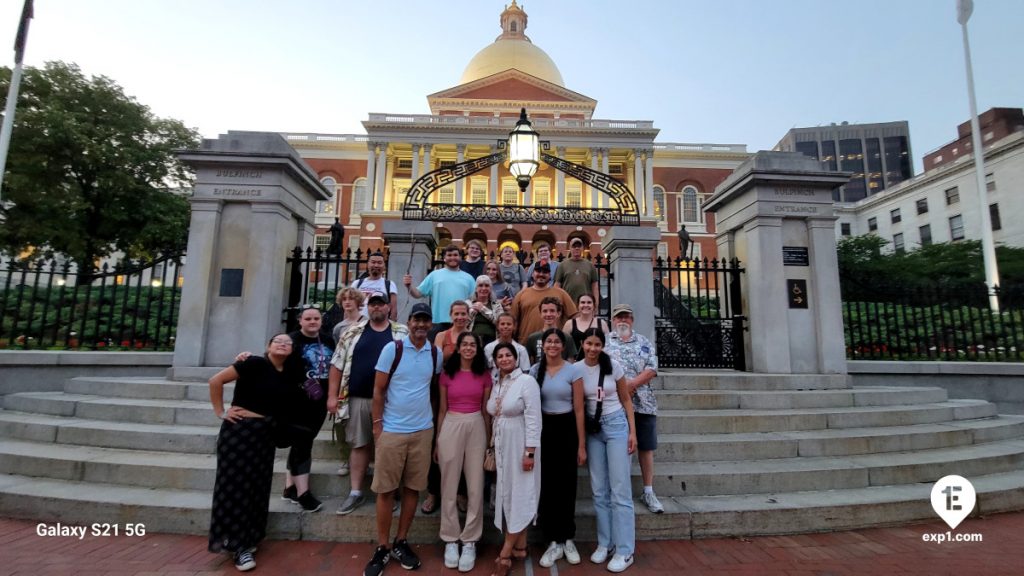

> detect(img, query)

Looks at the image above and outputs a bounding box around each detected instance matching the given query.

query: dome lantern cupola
[459,1,565,87]
[498,1,529,41]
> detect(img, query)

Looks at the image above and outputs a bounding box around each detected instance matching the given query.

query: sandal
[420,493,438,515]
[491,555,512,576]
[512,546,528,560]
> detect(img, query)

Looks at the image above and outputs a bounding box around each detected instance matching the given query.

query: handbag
[584,363,608,434]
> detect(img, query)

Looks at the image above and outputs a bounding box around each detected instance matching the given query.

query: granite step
[65,376,235,403]
[655,386,948,410]
[2,468,1023,541]
[656,371,850,391]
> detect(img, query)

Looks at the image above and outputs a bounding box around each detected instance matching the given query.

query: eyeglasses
[300,304,321,310]
[271,339,293,346]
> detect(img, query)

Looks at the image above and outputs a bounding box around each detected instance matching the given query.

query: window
[884,136,911,186]
[890,208,901,224]
[657,242,668,261]
[986,173,997,193]
[919,224,932,246]
[680,185,701,223]
[608,163,624,175]
[438,186,454,204]
[866,138,884,193]
[502,182,519,206]
[533,180,550,207]
[318,177,336,214]
[893,233,905,254]
[916,198,929,215]
[820,140,837,171]
[795,141,819,160]
[397,159,413,170]
[565,181,582,208]
[949,215,964,241]
[352,178,369,213]
[439,160,456,168]
[868,217,878,232]
[840,222,852,236]
[990,203,1002,231]
[839,139,866,201]
[314,235,330,251]
[471,180,488,205]
[945,186,960,205]
[653,186,665,221]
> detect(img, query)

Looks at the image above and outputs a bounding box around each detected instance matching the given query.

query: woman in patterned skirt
[208,333,297,572]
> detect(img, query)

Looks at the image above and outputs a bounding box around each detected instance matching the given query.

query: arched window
[352,177,369,213]
[318,177,337,215]
[680,185,701,224]
[653,185,666,221]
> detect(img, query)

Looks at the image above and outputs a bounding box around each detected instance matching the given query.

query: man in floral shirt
[606,303,663,514]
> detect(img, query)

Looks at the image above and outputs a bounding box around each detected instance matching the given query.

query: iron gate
[653,257,746,369]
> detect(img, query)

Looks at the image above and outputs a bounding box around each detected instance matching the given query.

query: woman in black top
[208,333,294,572]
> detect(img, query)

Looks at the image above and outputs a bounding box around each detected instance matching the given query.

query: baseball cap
[570,238,583,247]
[534,259,551,273]
[612,303,633,317]
[409,302,432,319]
[367,291,389,304]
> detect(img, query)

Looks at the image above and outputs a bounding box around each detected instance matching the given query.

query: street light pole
[957,0,1000,312]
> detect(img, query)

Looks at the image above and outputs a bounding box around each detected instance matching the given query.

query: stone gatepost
[704,152,850,374]
[172,131,329,371]
[604,227,661,342]
[382,221,437,322]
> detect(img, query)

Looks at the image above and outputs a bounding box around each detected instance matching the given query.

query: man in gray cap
[606,303,663,514]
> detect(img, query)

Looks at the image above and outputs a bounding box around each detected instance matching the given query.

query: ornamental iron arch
[402,141,641,226]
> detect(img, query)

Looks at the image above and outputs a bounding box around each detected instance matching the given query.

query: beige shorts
[345,397,373,448]
[371,428,433,494]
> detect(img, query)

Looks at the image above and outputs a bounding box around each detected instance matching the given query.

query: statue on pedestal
[327,218,344,255]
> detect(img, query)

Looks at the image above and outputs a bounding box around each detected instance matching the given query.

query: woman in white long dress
[486,342,542,576]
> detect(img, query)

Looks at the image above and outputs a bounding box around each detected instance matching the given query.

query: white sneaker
[590,546,612,564]
[563,539,581,564]
[337,461,350,476]
[607,554,634,573]
[458,542,476,572]
[444,542,460,569]
[640,491,664,514]
[539,542,564,568]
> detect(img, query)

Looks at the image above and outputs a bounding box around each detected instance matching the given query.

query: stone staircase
[1,371,1023,542]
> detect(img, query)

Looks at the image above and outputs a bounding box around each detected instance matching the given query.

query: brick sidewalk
[1,512,1020,575]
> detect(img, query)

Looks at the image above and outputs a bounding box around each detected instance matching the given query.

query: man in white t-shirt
[354,252,398,321]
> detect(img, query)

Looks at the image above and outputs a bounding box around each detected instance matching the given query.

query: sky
[2,0,1023,174]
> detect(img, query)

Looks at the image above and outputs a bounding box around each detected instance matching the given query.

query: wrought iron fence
[0,254,184,350]
[285,247,387,331]
[653,257,745,369]
[842,278,1024,361]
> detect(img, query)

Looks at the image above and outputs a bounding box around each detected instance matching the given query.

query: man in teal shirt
[403,245,476,334]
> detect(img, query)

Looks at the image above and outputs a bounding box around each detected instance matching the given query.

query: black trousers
[538,411,579,542]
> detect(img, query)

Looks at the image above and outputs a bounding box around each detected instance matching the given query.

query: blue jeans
[586,408,634,557]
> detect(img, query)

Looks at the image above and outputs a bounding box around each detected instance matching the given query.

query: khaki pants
[437,411,486,543]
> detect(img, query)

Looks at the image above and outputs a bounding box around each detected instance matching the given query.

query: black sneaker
[391,538,421,570]
[297,490,322,512]
[233,549,256,571]
[281,485,299,504]
[364,544,391,576]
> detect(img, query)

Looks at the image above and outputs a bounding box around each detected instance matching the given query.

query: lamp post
[507,108,540,192]
[957,0,1001,312]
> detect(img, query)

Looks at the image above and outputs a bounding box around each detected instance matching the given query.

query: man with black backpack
[353,252,398,321]
[363,302,442,576]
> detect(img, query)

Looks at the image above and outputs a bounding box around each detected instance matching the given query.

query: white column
[601,148,610,208]
[365,143,378,208]
[455,144,465,205]
[423,144,432,174]
[633,149,644,214]
[644,148,655,218]
[555,146,566,207]
[489,145,499,204]
[411,144,421,183]
[374,143,387,211]
[384,156,396,211]
[590,148,599,208]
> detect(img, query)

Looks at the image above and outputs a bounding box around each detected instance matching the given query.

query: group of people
[206,243,661,576]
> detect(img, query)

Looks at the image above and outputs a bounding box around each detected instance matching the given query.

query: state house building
[286,2,747,261]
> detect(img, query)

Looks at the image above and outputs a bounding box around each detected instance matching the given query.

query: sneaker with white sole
[607,553,634,573]
[337,461,350,476]
[458,542,476,573]
[281,485,299,504]
[337,492,365,515]
[233,550,256,572]
[539,542,564,568]
[563,540,581,564]
[297,491,322,513]
[590,546,612,564]
[444,542,460,568]
[640,491,665,514]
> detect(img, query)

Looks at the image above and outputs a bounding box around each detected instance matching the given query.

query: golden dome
[458,1,565,87]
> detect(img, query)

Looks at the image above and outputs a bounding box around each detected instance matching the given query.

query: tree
[0,61,199,273]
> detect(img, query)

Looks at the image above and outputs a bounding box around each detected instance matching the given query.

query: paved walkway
[2,512,1020,575]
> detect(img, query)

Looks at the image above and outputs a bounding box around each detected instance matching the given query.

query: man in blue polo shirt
[364,303,442,576]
